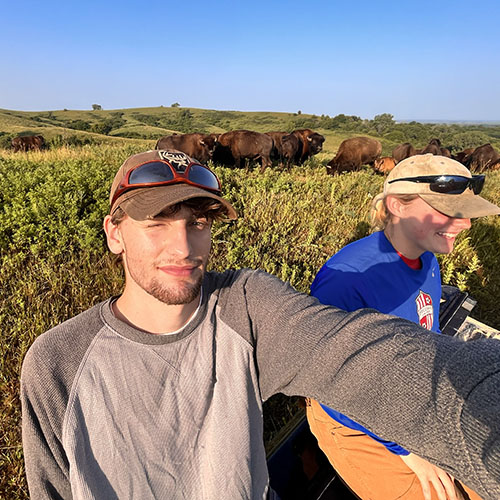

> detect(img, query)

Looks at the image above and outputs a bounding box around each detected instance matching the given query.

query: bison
[421,138,442,156]
[326,137,382,175]
[452,148,475,165]
[265,131,300,170]
[465,144,500,172]
[212,130,273,172]
[290,129,325,164]
[12,135,45,152]
[373,156,396,174]
[392,143,416,164]
[155,133,218,164]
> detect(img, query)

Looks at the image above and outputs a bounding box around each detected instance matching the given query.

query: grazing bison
[326,137,382,175]
[265,131,300,169]
[392,143,416,164]
[155,133,218,164]
[12,135,45,152]
[452,148,475,165]
[440,147,452,158]
[465,144,500,172]
[213,130,273,172]
[373,156,396,174]
[290,129,325,164]
[421,138,442,155]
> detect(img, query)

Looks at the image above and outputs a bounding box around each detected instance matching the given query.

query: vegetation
[1,106,500,157]
[1,108,500,498]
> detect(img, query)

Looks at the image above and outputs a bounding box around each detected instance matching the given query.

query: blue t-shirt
[310,231,441,455]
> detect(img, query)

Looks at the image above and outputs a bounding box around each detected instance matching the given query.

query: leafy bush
[0,132,15,149]
[447,131,493,152]
[48,134,96,148]
[66,119,91,131]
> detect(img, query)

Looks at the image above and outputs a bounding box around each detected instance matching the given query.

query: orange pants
[306,398,482,500]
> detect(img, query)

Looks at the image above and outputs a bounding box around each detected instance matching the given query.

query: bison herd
[155,129,325,172]
[328,137,500,175]
[384,139,500,173]
[10,130,500,175]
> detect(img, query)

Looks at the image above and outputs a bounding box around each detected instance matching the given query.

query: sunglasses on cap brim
[111,160,222,207]
[388,174,485,195]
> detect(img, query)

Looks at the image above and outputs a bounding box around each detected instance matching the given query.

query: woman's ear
[103,215,125,255]
[385,195,406,219]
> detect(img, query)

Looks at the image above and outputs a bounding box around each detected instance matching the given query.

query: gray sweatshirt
[21,269,500,499]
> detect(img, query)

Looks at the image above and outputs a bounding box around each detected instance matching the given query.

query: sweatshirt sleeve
[311,262,411,455]
[240,269,500,499]
[21,339,73,500]
[20,304,103,499]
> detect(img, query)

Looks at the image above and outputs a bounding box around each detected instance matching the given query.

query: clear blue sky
[2,0,499,121]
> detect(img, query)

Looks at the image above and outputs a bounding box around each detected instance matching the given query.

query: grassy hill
[2,106,500,159]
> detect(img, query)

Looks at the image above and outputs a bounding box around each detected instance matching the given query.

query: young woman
[307,154,500,500]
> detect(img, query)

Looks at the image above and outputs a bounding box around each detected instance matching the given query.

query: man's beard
[145,275,203,305]
[125,256,205,305]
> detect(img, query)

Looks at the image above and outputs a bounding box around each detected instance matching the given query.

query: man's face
[107,205,212,305]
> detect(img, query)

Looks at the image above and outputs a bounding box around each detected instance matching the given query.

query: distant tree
[448,131,492,152]
[91,121,113,135]
[326,114,363,130]
[297,110,302,115]
[68,120,91,131]
[171,102,180,108]
[372,113,395,134]
[177,109,194,132]
[394,121,429,143]
[92,104,102,111]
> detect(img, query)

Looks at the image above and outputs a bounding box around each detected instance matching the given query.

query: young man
[21,150,500,499]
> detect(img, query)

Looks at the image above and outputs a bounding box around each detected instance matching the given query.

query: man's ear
[103,215,124,255]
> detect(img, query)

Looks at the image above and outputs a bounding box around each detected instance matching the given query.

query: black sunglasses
[112,160,221,206]
[388,175,485,195]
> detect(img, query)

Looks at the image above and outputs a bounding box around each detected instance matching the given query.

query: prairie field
[2,120,500,498]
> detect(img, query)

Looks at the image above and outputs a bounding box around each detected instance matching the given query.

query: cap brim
[115,184,238,221]
[419,192,500,219]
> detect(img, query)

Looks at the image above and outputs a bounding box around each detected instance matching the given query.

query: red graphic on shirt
[415,291,433,330]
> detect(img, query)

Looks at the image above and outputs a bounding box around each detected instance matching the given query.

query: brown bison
[392,143,416,164]
[465,144,500,172]
[373,156,396,174]
[421,138,442,155]
[12,135,45,152]
[290,129,325,164]
[265,131,300,170]
[326,137,382,175]
[155,133,218,164]
[213,130,273,172]
[452,148,475,165]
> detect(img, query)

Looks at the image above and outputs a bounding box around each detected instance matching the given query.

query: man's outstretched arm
[238,270,500,499]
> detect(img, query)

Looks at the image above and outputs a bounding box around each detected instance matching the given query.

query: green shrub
[0,132,15,149]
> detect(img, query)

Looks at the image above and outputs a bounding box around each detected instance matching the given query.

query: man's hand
[401,453,458,500]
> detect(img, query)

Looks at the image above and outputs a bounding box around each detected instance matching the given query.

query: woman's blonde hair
[370,193,419,231]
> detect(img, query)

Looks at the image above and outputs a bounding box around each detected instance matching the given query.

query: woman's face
[391,196,471,258]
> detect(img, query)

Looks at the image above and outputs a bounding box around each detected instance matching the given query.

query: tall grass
[1,145,499,498]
